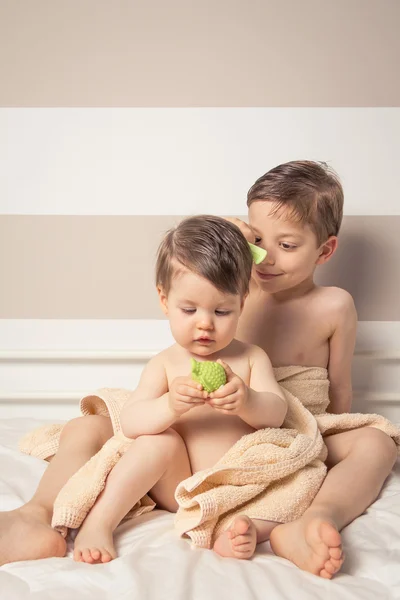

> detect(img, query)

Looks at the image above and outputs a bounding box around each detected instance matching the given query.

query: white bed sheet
[1,418,399,600]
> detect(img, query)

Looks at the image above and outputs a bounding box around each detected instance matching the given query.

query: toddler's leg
[73,428,191,564]
[0,415,113,565]
[270,427,397,579]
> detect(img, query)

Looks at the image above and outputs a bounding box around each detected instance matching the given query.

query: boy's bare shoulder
[315,286,356,311]
[314,286,357,329]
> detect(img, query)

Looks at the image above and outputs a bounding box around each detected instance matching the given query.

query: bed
[1,418,399,600]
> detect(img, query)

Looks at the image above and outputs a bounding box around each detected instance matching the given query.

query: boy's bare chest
[238,296,330,368]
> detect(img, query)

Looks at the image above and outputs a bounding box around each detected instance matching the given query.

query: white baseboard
[0,320,399,422]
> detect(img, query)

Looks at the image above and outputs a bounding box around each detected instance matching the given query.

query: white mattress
[1,418,399,600]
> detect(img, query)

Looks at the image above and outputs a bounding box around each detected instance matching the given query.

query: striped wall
[1,2,399,420]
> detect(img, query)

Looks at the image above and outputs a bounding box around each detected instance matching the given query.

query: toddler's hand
[169,376,208,417]
[207,360,249,414]
[225,218,255,243]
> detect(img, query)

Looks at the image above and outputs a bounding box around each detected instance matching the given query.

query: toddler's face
[248,201,326,294]
[159,266,243,358]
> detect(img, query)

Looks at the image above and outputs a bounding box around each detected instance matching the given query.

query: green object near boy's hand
[191,358,227,393]
[248,242,267,265]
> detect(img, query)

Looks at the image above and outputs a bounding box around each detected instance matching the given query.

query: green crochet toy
[248,242,267,265]
[191,358,227,393]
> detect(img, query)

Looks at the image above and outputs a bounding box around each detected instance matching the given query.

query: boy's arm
[327,291,358,414]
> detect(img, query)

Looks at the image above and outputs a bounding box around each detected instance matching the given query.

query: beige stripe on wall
[0,0,399,107]
[0,215,399,320]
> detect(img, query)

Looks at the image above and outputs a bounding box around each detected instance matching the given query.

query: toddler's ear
[316,236,338,265]
[157,285,169,315]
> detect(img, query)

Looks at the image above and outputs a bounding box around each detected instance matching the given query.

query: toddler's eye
[280,242,296,250]
[215,310,231,316]
[254,236,262,244]
[182,308,196,314]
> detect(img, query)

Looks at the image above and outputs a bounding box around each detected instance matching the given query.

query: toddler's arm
[120,354,206,438]
[327,290,357,414]
[239,346,287,428]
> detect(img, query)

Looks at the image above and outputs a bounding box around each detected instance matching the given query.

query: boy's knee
[358,428,397,467]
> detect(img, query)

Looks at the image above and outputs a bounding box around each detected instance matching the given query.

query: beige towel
[19,388,156,537]
[19,367,400,543]
[174,366,400,548]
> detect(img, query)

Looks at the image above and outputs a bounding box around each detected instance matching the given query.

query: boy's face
[158,265,243,358]
[248,201,336,295]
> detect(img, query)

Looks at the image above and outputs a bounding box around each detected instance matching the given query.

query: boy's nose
[263,248,275,265]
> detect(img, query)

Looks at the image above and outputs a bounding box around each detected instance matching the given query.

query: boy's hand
[207,360,249,414]
[225,218,255,243]
[169,376,208,417]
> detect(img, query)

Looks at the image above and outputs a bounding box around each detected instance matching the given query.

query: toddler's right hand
[168,376,208,417]
[225,218,255,243]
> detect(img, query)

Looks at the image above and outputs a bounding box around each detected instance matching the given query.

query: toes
[90,548,101,561]
[329,546,343,560]
[323,561,337,575]
[234,517,251,536]
[232,534,251,547]
[82,548,95,563]
[73,549,82,562]
[320,568,333,580]
[101,549,114,563]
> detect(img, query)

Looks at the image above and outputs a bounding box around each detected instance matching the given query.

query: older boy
[230,160,398,578]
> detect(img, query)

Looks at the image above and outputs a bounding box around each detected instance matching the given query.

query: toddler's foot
[0,506,66,565]
[73,524,116,564]
[270,514,344,578]
[213,515,257,560]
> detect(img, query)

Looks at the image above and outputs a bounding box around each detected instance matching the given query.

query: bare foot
[270,515,344,579]
[213,515,257,559]
[0,506,66,566]
[73,524,116,564]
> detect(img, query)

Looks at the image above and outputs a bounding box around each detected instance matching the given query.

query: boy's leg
[73,428,191,564]
[270,427,397,579]
[0,415,113,565]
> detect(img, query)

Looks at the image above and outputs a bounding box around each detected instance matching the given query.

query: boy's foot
[0,506,66,565]
[213,515,257,559]
[270,515,344,579]
[73,525,116,564]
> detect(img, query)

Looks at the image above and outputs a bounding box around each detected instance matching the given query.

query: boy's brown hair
[156,215,253,297]
[247,160,344,245]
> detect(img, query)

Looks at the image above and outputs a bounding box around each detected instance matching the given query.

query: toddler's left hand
[207,360,248,414]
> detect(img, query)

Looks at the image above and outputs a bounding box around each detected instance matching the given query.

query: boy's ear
[316,236,338,265]
[157,285,169,315]
[239,294,248,313]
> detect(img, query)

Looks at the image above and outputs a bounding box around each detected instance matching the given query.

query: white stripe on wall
[0,320,399,421]
[1,108,400,216]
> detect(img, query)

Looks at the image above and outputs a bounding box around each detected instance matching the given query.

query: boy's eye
[182,308,196,314]
[215,310,231,316]
[280,242,297,250]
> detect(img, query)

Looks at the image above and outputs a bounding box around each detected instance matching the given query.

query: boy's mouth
[256,271,282,281]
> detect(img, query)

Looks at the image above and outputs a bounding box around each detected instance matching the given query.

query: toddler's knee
[60,415,112,445]
[136,428,185,459]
